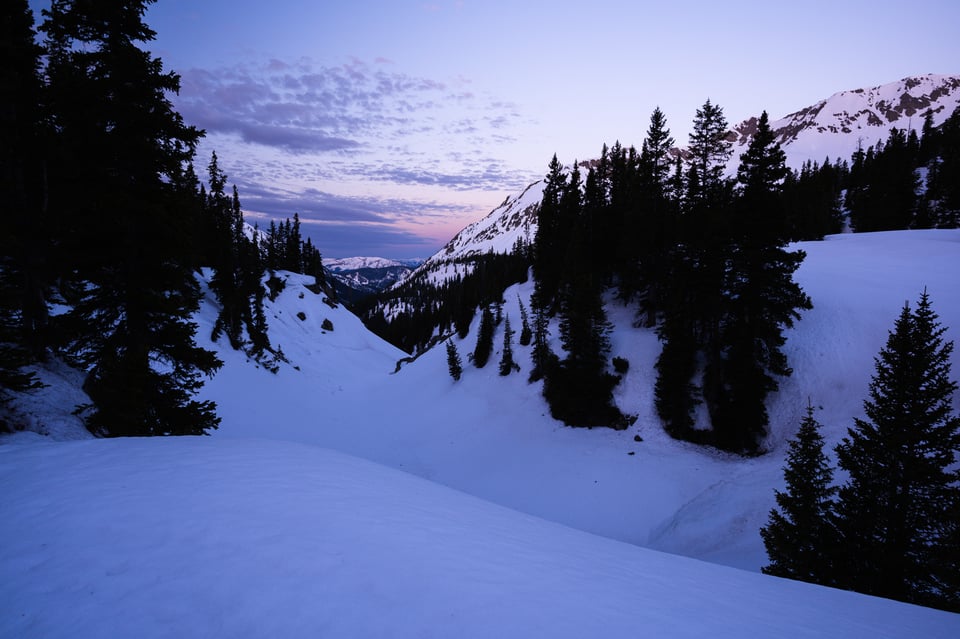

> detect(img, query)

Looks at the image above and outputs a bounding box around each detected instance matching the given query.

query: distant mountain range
[325,257,422,304]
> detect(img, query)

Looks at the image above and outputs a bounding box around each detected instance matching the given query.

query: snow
[3,437,957,638]
[3,230,960,635]
[325,256,422,272]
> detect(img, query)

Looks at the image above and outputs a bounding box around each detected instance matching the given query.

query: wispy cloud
[174,56,537,257]
[176,58,508,155]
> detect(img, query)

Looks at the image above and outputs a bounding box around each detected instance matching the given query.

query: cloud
[176,59,456,154]
[234,185,475,259]
[173,56,539,257]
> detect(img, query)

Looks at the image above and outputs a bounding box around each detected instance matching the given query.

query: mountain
[728,73,960,169]
[325,256,422,305]
[4,230,960,635]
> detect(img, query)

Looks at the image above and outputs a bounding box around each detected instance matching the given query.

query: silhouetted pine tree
[633,107,677,324]
[470,305,495,368]
[206,153,245,348]
[712,110,812,454]
[0,0,47,402]
[518,297,532,346]
[761,402,837,584]
[42,0,221,435]
[833,291,960,611]
[532,154,568,313]
[445,340,463,381]
[655,99,733,442]
[498,314,517,376]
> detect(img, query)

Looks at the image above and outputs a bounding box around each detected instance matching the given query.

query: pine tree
[532,154,568,313]
[528,300,552,382]
[518,297,532,346]
[761,402,837,584]
[654,99,734,443]
[633,107,677,323]
[833,291,960,610]
[445,340,463,381]
[41,0,221,436]
[471,305,495,369]
[498,314,517,376]
[206,153,244,348]
[1,0,47,402]
[712,111,811,453]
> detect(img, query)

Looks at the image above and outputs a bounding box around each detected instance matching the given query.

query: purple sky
[29,1,960,259]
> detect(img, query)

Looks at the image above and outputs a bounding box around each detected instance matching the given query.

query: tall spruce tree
[471,305,495,369]
[712,111,811,453]
[543,163,624,427]
[655,99,733,442]
[1,0,47,403]
[633,107,677,323]
[761,402,837,584]
[518,297,532,346]
[834,291,960,610]
[41,0,221,436]
[498,314,517,376]
[445,340,463,381]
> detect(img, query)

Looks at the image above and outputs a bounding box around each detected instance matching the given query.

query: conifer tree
[833,291,960,610]
[498,314,517,376]
[206,153,244,348]
[761,402,837,584]
[633,107,677,322]
[532,154,568,313]
[41,0,221,436]
[471,305,495,369]
[528,301,552,382]
[655,99,733,442]
[1,0,47,400]
[518,297,532,346]
[712,110,811,453]
[445,340,463,381]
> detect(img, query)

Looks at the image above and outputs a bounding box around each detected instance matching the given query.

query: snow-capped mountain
[729,74,960,169]
[395,180,544,290]
[325,256,422,304]
[326,257,423,272]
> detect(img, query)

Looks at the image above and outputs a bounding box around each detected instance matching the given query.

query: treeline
[361,246,530,354]
[0,1,324,436]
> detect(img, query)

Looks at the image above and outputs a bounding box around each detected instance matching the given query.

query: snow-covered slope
[3,230,960,635]
[393,179,543,290]
[3,436,957,638]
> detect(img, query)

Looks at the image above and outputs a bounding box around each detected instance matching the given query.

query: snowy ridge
[326,256,422,272]
[396,180,543,289]
[730,74,960,169]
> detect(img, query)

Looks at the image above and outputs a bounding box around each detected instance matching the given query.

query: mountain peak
[730,74,960,168]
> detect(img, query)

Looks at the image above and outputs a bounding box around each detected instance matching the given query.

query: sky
[29,1,960,259]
